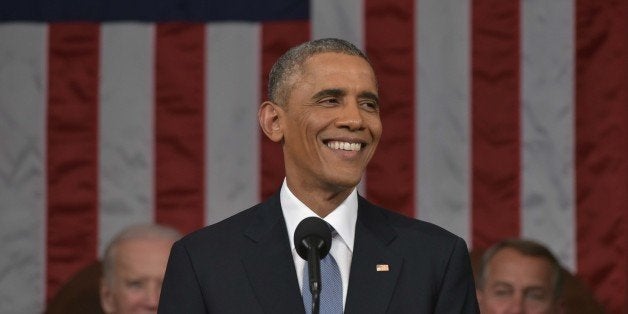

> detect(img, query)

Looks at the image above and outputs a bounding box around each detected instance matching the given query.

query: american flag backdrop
[0,0,626,313]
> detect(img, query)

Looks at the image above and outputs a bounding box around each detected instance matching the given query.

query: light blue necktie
[302,229,343,314]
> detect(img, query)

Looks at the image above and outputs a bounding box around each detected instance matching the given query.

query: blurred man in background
[100,224,180,314]
[476,238,564,314]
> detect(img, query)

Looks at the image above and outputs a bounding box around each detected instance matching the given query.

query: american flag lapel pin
[376,264,389,272]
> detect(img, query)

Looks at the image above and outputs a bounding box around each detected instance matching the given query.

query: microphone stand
[306,238,323,314]
[294,217,331,314]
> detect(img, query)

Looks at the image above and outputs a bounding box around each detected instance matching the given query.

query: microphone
[294,217,332,314]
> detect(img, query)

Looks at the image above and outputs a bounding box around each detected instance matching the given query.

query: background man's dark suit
[158,192,479,313]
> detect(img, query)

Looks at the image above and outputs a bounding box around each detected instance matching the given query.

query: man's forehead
[114,238,173,261]
[301,52,373,72]
[300,55,376,85]
[278,52,377,104]
[486,249,554,285]
[488,279,550,290]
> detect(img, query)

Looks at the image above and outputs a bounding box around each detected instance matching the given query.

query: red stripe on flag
[364,0,416,217]
[154,23,206,234]
[576,1,628,312]
[471,1,521,249]
[259,21,310,200]
[46,23,100,301]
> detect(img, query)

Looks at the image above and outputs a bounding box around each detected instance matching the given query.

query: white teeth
[327,141,362,151]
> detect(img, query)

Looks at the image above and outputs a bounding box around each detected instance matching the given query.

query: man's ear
[258,101,284,143]
[100,279,115,313]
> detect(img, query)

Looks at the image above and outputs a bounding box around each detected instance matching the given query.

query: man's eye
[526,291,547,301]
[126,280,144,289]
[320,98,339,105]
[362,101,379,111]
[493,289,512,297]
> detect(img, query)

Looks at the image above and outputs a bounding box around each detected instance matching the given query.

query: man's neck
[285,178,354,217]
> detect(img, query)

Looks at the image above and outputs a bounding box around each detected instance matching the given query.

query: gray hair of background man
[477,238,565,299]
[268,38,373,106]
[101,224,181,284]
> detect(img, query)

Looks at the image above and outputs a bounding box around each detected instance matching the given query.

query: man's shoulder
[358,196,462,244]
[359,198,470,267]
[177,196,278,250]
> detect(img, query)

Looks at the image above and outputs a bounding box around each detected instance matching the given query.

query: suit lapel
[345,197,403,314]
[241,193,305,314]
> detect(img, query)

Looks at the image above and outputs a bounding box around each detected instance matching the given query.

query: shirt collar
[280,179,358,253]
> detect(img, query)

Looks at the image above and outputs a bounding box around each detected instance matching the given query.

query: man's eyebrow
[358,91,379,102]
[311,88,346,100]
[523,286,549,293]
[311,89,379,103]
[490,281,514,289]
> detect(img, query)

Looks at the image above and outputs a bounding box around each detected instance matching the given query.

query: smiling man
[158,38,479,313]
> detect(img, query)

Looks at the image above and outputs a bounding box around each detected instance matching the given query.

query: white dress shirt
[280,179,357,309]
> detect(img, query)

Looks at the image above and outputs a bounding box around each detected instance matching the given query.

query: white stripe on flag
[521,0,576,271]
[416,0,472,245]
[0,23,47,314]
[311,0,364,49]
[206,23,261,225]
[99,23,156,255]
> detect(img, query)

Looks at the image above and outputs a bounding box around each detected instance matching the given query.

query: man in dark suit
[158,38,479,313]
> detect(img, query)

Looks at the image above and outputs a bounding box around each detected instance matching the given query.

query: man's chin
[325,174,363,191]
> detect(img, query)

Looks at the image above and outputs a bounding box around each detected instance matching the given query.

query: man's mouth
[326,140,363,151]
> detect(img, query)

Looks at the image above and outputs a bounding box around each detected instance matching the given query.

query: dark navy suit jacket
[158,192,479,313]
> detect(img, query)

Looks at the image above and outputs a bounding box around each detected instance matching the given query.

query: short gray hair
[268,38,371,105]
[101,224,181,284]
[477,238,564,298]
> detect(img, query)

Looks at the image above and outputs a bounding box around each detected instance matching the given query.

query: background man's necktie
[302,229,343,314]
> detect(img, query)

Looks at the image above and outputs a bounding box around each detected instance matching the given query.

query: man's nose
[336,101,364,130]
[506,294,525,314]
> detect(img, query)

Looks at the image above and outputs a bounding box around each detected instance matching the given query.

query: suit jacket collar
[345,196,402,314]
[241,192,305,313]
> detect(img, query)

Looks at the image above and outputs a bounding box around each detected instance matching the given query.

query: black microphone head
[294,217,332,261]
